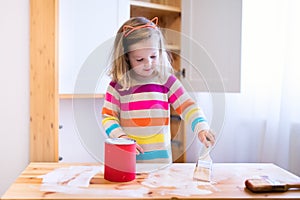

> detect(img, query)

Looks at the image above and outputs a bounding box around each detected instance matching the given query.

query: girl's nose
[145,58,152,66]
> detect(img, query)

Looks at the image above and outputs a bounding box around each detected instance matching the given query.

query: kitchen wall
[0,0,30,196]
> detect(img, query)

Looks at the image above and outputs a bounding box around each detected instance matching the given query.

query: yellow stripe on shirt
[185,107,201,121]
[128,133,165,145]
[102,116,120,125]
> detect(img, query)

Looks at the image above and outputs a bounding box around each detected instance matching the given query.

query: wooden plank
[59,94,105,99]
[170,115,185,163]
[30,0,58,161]
[130,0,181,13]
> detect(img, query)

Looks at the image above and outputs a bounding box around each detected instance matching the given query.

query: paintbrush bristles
[193,154,212,182]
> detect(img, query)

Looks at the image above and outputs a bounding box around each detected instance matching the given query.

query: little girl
[102,17,215,163]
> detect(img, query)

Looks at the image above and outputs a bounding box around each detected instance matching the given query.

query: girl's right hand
[198,129,215,148]
[119,135,144,155]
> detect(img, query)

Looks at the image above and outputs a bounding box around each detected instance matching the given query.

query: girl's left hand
[198,129,215,148]
[119,135,144,155]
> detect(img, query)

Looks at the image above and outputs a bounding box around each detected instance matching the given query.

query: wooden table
[1,162,300,200]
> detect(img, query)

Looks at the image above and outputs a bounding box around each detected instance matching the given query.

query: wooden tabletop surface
[1,162,300,200]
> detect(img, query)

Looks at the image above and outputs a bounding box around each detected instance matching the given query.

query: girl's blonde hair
[109,17,172,89]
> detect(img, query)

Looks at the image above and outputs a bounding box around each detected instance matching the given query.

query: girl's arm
[102,82,125,138]
[168,75,215,147]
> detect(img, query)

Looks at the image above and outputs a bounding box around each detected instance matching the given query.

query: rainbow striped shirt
[102,73,209,163]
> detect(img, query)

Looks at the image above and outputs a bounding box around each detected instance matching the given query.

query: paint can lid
[105,138,135,145]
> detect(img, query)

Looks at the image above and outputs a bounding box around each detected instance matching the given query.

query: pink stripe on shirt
[169,87,184,104]
[105,93,120,107]
[164,75,177,88]
[121,100,169,111]
[118,84,169,96]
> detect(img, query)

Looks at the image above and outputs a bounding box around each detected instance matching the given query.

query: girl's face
[127,37,160,78]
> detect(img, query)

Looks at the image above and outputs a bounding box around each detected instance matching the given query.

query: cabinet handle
[174,68,186,78]
[181,68,186,78]
[171,114,181,121]
[171,139,182,147]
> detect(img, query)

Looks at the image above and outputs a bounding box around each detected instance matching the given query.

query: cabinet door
[59,0,130,95]
[181,0,242,92]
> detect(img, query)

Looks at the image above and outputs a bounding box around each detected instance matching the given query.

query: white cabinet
[58,0,130,162]
[181,0,242,92]
[59,0,129,96]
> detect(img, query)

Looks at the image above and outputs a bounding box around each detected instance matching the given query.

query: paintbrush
[193,146,212,182]
[245,176,300,193]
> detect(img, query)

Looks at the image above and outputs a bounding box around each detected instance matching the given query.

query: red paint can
[104,138,136,182]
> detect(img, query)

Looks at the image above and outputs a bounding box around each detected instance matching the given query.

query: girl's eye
[150,55,157,59]
[136,58,143,62]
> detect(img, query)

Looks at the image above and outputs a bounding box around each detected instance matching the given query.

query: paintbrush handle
[245,178,300,192]
[286,182,300,189]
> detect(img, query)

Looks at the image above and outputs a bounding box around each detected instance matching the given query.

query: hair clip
[123,17,158,37]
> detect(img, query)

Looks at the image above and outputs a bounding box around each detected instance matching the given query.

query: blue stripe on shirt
[105,124,120,136]
[191,117,206,132]
[136,150,169,160]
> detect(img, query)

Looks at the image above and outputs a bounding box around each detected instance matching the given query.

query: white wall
[0,0,30,196]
